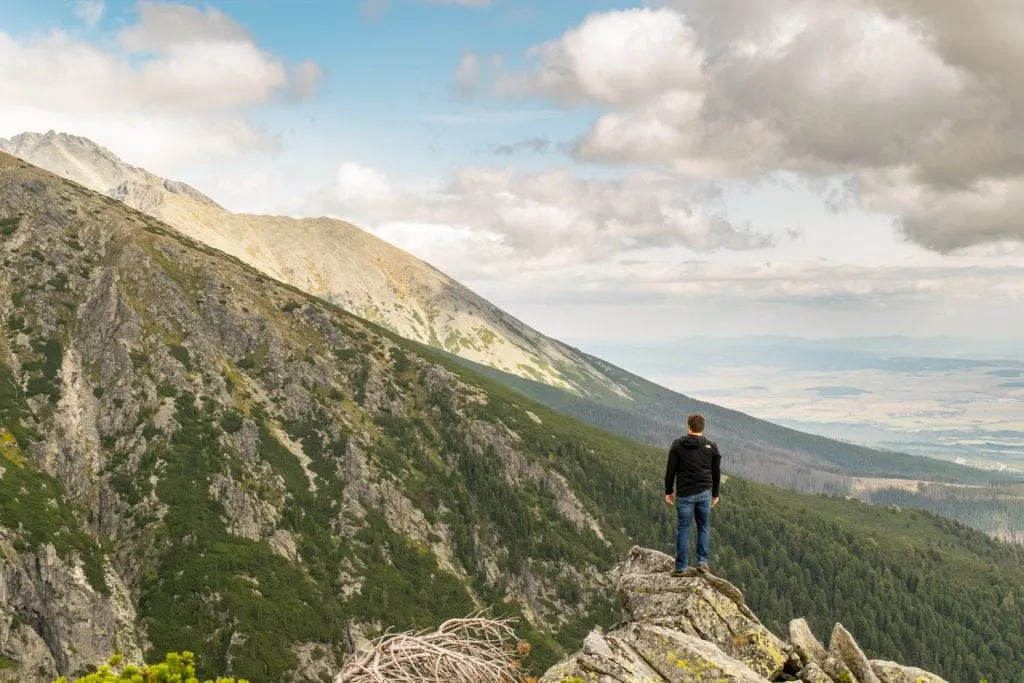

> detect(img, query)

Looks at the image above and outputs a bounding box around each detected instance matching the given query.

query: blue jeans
[675,489,712,570]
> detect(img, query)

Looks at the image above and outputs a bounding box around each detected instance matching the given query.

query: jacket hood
[680,434,705,448]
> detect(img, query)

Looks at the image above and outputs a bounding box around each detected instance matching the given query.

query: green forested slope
[1,154,1023,683]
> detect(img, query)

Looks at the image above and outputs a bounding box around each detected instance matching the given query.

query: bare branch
[334,613,527,683]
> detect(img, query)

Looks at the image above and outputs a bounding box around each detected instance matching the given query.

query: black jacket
[665,434,721,498]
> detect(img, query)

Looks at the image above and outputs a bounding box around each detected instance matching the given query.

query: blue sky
[0,0,1022,341]
[0,0,627,189]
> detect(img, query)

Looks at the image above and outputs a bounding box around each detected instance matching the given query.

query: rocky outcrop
[0,538,143,681]
[540,546,948,683]
[829,624,880,683]
[609,547,790,680]
[789,618,827,666]
[870,660,949,683]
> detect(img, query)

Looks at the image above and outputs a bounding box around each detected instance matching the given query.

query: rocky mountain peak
[539,546,949,683]
[0,131,220,209]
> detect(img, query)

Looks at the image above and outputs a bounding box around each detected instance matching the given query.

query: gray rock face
[789,618,828,666]
[575,628,666,682]
[830,624,881,683]
[821,655,859,683]
[870,660,950,683]
[625,623,769,683]
[0,539,141,681]
[798,661,834,683]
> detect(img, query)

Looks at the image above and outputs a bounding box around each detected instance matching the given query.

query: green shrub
[52,651,248,683]
[168,344,193,371]
[219,410,244,434]
[0,216,20,236]
[157,383,178,398]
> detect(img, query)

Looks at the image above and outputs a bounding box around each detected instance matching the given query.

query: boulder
[797,662,834,683]
[613,547,790,679]
[822,655,859,683]
[829,624,880,683]
[789,618,828,665]
[621,622,768,683]
[575,628,666,682]
[870,660,950,683]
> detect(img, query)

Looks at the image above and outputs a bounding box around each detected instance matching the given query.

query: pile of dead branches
[333,614,530,683]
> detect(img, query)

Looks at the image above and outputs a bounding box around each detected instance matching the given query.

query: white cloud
[299,163,772,277]
[487,1,1024,252]
[72,0,105,28]
[292,157,1024,339]
[0,1,321,174]
[501,8,703,106]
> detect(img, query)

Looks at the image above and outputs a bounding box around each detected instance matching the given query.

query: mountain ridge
[0,131,632,402]
[2,131,1008,499]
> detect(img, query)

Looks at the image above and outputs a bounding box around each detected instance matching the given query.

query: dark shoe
[670,568,687,577]
[696,563,709,573]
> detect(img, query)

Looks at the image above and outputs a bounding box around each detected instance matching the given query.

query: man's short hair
[687,414,705,433]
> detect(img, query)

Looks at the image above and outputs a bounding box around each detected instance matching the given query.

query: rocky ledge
[539,546,948,683]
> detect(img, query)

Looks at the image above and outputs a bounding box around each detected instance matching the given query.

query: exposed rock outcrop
[0,538,143,682]
[540,546,948,683]
[870,660,949,683]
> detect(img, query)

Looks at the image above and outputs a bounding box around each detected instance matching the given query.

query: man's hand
[712,497,720,508]
[665,494,674,506]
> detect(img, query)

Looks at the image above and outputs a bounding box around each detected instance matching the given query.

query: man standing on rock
[664,414,721,575]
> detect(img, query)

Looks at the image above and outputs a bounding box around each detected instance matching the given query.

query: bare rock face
[797,661,834,683]
[870,660,950,683]
[539,547,951,683]
[0,538,142,681]
[789,618,828,666]
[829,624,881,683]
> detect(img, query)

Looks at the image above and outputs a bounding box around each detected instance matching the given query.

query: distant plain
[577,336,1024,474]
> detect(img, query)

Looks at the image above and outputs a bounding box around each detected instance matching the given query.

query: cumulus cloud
[489,0,1024,252]
[0,1,321,173]
[300,163,772,277]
